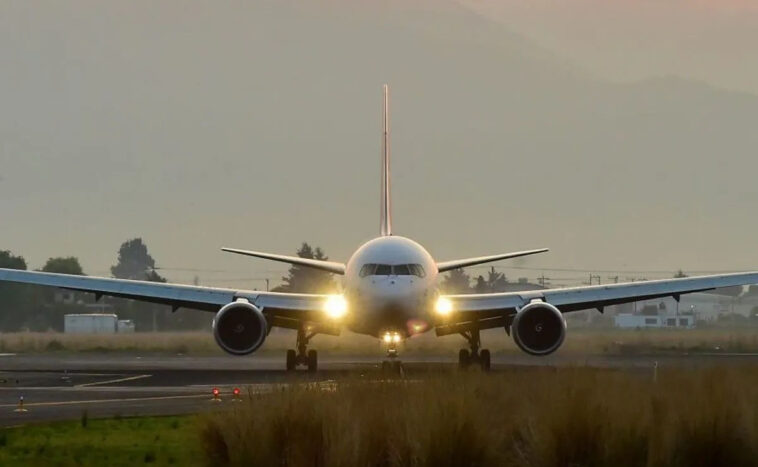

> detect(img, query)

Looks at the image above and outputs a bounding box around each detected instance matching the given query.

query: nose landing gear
[286,327,318,372]
[381,336,404,375]
[381,347,403,375]
[458,329,490,371]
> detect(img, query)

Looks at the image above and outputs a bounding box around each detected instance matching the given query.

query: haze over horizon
[2,0,758,286]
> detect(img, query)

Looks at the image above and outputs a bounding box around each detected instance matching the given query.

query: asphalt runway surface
[3,351,758,426]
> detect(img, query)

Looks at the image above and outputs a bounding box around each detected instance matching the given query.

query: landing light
[383,332,402,344]
[324,295,348,319]
[435,297,453,316]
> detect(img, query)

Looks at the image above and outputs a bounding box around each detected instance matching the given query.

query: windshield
[359,264,425,277]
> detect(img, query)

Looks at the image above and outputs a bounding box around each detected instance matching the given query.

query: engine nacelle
[511,301,566,356]
[212,300,268,355]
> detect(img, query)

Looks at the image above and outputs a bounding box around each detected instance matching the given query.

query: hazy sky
[2,0,758,288]
[461,0,758,95]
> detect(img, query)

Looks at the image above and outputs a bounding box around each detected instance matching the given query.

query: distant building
[117,319,135,333]
[503,278,546,292]
[614,313,695,329]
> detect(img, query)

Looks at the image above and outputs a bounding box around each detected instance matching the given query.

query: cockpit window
[393,264,411,275]
[409,264,426,277]
[359,264,377,277]
[375,264,392,275]
[359,263,425,277]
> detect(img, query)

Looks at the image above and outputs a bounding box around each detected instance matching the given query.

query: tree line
[0,239,207,332]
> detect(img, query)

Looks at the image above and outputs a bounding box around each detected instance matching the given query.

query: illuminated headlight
[435,297,453,316]
[383,332,402,343]
[324,295,348,319]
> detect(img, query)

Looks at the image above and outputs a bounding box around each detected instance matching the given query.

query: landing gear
[286,327,318,372]
[381,341,403,375]
[307,349,318,372]
[459,329,491,371]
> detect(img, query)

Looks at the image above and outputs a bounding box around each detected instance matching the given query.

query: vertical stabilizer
[380,84,392,236]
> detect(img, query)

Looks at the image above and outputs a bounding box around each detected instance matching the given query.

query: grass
[3,367,758,466]
[0,415,200,466]
[200,367,758,467]
[3,327,758,357]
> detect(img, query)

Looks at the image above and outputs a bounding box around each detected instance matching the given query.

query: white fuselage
[342,236,439,338]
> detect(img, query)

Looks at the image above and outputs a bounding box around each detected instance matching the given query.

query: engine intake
[511,301,566,356]
[213,300,268,355]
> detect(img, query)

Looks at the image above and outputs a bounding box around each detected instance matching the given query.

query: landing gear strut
[286,327,318,372]
[458,328,490,371]
[381,341,403,375]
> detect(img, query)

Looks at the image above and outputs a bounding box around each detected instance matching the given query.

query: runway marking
[0,393,209,408]
[75,374,152,387]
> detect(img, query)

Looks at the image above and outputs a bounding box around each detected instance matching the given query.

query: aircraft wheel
[286,349,297,371]
[307,349,318,372]
[458,349,470,369]
[480,349,491,372]
[381,361,390,372]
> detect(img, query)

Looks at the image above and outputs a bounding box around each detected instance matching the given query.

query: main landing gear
[458,329,490,372]
[286,327,318,372]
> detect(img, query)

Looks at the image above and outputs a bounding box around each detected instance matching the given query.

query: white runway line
[75,374,152,387]
[0,393,209,408]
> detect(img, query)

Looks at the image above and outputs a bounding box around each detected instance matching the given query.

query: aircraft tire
[286,349,297,371]
[307,349,318,372]
[480,349,491,372]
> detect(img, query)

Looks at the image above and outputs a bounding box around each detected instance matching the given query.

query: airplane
[2,84,758,373]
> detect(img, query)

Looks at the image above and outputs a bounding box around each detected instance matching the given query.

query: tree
[440,268,471,294]
[473,275,489,294]
[472,267,508,294]
[273,243,335,293]
[484,267,508,292]
[41,257,84,275]
[110,238,170,331]
[674,269,688,278]
[0,250,26,270]
[0,250,30,331]
[111,238,165,282]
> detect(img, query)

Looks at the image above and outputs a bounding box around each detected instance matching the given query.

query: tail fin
[381,84,392,236]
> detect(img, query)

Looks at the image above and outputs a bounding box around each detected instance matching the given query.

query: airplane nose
[364,276,417,301]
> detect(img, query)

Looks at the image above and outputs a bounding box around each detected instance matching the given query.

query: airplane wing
[435,272,758,334]
[436,248,549,273]
[221,248,345,275]
[0,268,334,328]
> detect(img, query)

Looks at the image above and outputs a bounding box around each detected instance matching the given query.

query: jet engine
[212,300,268,355]
[511,301,566,356]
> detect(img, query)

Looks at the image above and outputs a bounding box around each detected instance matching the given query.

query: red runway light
[212,387,219,396]
[233,387,240,395]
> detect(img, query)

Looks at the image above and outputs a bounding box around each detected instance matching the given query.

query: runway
[3,351,758,426]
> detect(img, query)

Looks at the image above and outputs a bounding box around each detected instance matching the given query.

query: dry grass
[200,367,758,467]
[0,331,220,354]
[2,327,758,356]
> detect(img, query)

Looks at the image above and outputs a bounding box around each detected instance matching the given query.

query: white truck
[64,314,118,334]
